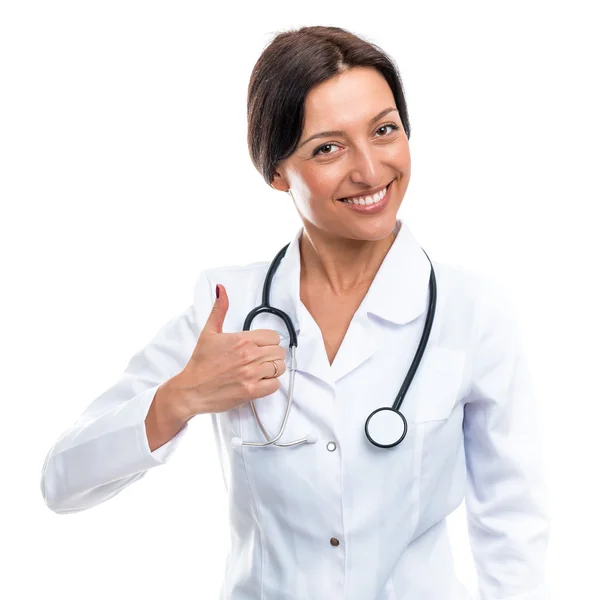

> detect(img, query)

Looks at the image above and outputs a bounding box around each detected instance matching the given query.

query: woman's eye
[313,143,341,157]
[376,123,400,136]
[312,123,400,157]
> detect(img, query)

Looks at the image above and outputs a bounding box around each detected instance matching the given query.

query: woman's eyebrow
[297,107,399,149]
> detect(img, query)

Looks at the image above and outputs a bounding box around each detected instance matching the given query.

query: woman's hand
[170,284,287,418]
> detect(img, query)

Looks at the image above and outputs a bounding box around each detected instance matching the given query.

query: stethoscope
[231,240,436,450]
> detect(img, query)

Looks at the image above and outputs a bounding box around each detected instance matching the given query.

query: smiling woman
[40,24,549,600]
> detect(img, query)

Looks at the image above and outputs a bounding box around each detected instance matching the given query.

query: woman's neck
[298,225,398,296]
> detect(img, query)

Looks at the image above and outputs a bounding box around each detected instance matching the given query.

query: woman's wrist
[144,378,191,452]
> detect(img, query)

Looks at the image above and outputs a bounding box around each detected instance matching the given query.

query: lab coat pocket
[412,347,466,423]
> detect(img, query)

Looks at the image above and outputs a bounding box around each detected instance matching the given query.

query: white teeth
[341,185,387,205]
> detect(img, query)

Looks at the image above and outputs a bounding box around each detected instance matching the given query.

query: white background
[2,1,598,598]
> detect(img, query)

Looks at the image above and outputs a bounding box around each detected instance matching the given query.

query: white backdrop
[2,1,598,598]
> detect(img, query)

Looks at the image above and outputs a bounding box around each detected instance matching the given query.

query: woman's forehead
[303,68,395,129]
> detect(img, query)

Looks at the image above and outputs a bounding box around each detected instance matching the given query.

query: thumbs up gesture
[171,284,287,418]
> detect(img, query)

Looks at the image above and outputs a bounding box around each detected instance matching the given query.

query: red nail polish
[216,284,220,299]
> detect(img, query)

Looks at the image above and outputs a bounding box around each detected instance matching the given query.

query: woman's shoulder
[432,258,523,349]
[200,259,271,291]
[430,256,492,297]
[430,257,517,321]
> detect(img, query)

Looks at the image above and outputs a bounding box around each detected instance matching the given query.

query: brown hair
[247,25,411,187]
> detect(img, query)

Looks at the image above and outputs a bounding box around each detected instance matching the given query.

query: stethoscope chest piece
[365,407,408,448]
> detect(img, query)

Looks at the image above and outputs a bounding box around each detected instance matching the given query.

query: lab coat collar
[363,218,431,326]
[257,217,431,386]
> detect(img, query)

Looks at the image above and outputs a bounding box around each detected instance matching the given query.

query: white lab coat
[40,218,549,600]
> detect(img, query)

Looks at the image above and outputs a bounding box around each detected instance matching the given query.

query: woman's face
[272,66,411,243]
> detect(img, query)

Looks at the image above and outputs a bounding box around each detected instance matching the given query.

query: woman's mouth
[337,180,393,214]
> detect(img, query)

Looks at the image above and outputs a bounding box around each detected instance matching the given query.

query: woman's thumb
[204,284,229,334]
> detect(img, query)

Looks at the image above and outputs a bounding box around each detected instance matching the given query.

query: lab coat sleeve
[40,270,215,514]
[462,277,550,600]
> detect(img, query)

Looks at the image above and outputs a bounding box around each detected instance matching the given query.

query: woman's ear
[271,169,290,193]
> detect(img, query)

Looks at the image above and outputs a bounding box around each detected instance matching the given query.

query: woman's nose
[347,145,384,186]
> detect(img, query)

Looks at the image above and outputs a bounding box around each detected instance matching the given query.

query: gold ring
[270,360,279,378]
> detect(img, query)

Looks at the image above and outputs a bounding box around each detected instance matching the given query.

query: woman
[41,26,549,600]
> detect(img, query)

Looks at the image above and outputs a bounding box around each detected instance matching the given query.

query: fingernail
[216,284,220,299]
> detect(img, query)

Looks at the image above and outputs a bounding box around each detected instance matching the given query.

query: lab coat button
[326,441,337,452]
[330,537,340,547]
